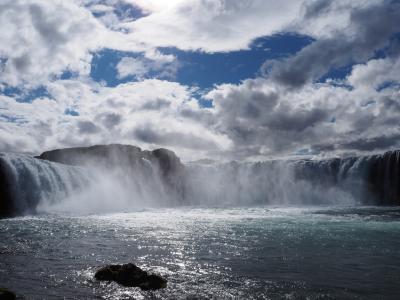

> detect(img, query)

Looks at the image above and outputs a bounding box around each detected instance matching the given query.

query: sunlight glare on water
[1,206,400,299]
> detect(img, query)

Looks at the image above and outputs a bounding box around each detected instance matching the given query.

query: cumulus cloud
[268,1,400,89]
[205,60,400,159]
[347,56,400,90]
[121,0,304,52]
[1,0,400,161]
[0,0,103,87]
[0,79,230,160]
[116,50,178,80]
[133,124,221,150]
[0,0,393,89]
[0,0,169,88]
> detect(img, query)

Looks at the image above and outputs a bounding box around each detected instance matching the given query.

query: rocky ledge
[95,263,167,291]
[0,288,16,300]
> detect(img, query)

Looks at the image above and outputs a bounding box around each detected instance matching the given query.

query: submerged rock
[95,263,167,290]
[0,288,16,300]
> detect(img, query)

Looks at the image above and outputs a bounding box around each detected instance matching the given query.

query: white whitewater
[0,153,172,215]
[0,153,91,214]
[1,150,400,216]
[185,161,356,206]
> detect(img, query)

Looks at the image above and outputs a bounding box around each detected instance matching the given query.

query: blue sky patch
[160,33,314,88]
[1,85,51,103]
[90,33,314,89]
[64,108,80,116]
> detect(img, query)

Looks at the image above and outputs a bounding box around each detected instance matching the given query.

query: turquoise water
[1,207,400,299]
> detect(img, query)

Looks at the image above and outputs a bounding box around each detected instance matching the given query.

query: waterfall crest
[1,145,400,217]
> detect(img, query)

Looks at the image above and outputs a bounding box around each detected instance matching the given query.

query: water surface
[1,206,399,299]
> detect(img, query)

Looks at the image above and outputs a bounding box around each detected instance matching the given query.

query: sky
[0,0,400,161]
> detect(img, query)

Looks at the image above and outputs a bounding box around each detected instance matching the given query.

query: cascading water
[184,160,356,206]
[1,147,400,217]
[0,152,92,216]
[0,150,183,217]
[184,150,400,206]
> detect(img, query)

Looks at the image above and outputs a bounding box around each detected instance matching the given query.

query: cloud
[96,112,122,128]
[121,0,304,52]
[268,1,400,88]
[133,124,220,150]
[116,51,178,80]
[347,56,400,90]
[0,0,165,89]
[0,0,394,90]
[205,64,400,159]
[77,120,101,134]
[1,0,400,162]
[116,57,148,79]
[0,0,392,90]
[339,134,400,152]
[0,0,105,87]
[0,79,231,160]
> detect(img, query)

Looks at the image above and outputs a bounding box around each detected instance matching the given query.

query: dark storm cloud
[13,55,31,72]
[340,134,400,151]
[178,108,216,126]
[96,113,122,128]
[215,87,279,122]
[313,134,400,153]
[133,125,218,150]
[263,106,327,132]
[302,0,331,19]
[269,1,400,89]
[212,81,330,149]
[310,143,335,153]
[77,121,101,134]
[382,97,400,111]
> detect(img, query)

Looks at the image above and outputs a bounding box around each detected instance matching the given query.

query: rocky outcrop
[37,144,186,203]
[39,145,184,190]
[0,288,16,300]
[37,144,145,168]
[0,158,14,218]
[292,150,400,205]
[366,151,400,205]
[95,263,167,290]
[37,144,183,172]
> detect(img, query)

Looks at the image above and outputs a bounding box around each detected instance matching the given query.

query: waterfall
[1,147,400,218]
[0,151,181,217]
[0,153,92,216]
[184,160,355,206]
[184,150,400,206]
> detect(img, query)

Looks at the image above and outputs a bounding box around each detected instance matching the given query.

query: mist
[3,146,392,217]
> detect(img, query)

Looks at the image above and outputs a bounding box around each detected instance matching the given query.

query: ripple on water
[0,206,400,299]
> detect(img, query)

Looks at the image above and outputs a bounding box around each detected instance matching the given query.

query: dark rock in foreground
[95,263,167,290]
[0,288,16,300]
